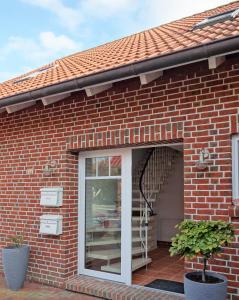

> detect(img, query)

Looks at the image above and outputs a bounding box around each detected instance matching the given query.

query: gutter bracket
[208,56,226,69]
[85,83,112,97]
[140,70,163,85]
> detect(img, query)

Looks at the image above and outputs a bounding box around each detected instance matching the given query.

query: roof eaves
[0,34,239,109]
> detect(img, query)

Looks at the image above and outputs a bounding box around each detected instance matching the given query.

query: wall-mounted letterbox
[40,215,63,235]
[40,187,63,207]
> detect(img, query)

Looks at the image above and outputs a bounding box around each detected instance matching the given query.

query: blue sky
[0,0,233,82]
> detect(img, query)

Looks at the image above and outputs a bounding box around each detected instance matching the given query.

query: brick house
[0,1,239,299]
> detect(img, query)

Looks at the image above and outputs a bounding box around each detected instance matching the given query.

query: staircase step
[86,238,121,246]
[87,226,151,233]
[86,236,149,246]
[132,189,158,192]
[132,207,152,211]
[132,198,156,202]
[87,247,144,260]
[132,216,151,221]
[101,257,152,273]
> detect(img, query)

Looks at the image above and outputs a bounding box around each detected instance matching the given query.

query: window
[13,64,57,84]
[232,135,239,200]
[193,8,239,29]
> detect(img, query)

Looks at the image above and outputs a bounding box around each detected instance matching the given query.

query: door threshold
[66,275,184,299]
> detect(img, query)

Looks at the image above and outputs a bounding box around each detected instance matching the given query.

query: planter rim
[2,244,30,250]
[184,271,227,286]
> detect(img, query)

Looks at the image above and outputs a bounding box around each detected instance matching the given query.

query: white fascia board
[208,56,226,69]
[42,92,71,106]
[85,83,112,97]
[140,70,163,85]
[6,100,36,114]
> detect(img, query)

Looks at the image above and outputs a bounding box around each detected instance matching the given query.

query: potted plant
[170,220,234,300]
[2,234,30,291]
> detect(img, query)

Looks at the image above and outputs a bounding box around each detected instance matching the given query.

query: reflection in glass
[86,158,96,177]
[85,178,121,274]
[110,156,121,176]
[97,157,109,176]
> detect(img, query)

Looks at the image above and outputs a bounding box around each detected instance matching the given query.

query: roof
[0,1,239,101]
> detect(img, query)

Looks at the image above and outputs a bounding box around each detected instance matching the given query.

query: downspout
[0,35,239,109]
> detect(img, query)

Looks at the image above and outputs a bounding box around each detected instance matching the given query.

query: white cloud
[0,71,17,82]
[1,31,80,62]
[21,0,81,30]
[20,0,233,37]
[1,0,232,82]
[134,0,234,29]
[0,31,81,81]
[39,31,79,52]
[80,0,138,18]
[21,0,139,30]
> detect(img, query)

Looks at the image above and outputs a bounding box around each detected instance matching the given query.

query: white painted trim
[6,100,36,114]
[122,149,132,285]
[208,56,226,69]
[42,92,71,106]
[85,83,112,97]
[140,70,163,85]
[232,135,239,200]
[78,148,132,284]
[86,175,121,180]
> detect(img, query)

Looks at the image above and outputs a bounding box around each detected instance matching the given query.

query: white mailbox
[40,215,63,235]
[40,187,63,207]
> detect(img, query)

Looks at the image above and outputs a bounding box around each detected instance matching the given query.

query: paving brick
[65,275,184,300]
[0,276,97,300]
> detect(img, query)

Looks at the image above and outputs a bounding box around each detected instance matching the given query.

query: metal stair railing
[137,146,179,265]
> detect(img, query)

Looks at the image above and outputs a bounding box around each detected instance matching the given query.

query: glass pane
[97,157,109,176]
[110,156,121,176]
[85,179,121,274]
[86,158,96,177]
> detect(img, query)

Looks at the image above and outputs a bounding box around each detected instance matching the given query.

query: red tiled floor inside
[132,244,184,286]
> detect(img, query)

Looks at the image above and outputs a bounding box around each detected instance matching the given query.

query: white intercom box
[40,187,63,207]
[40,215,63,235]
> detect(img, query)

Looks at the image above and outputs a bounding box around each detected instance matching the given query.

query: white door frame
[78,148,132,284]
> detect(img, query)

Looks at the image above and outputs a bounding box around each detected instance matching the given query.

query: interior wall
[132,148,150,170]
[156,151,184,242]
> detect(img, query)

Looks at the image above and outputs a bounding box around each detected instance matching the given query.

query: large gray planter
[184,271,227,300]
[2,245,30,291]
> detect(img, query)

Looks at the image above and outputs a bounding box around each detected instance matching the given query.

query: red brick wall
[0,53,239,297]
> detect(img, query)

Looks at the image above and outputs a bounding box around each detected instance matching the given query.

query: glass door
[78,149,132,284]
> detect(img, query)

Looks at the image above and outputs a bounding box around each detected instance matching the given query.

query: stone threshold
[65,275,184,300]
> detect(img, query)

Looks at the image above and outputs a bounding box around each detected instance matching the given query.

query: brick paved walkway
[0,276,99,300]
[0,275,184,300]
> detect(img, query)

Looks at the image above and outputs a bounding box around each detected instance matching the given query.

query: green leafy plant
[9,235,24,248]
[170,220,234,282]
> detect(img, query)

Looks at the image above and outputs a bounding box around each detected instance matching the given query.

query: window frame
[193,8,239,29]
[232,134,239,200]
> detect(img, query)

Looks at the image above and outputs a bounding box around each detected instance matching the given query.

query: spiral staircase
[85,146,179,274]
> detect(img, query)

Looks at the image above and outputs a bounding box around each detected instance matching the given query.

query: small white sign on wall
[40,187,63,207]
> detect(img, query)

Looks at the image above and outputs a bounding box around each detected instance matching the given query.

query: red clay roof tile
[0,1,239,100]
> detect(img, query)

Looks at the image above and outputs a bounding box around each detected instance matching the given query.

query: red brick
[0,54,239,300]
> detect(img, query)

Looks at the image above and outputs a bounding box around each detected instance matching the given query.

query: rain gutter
[0,35,239,109]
